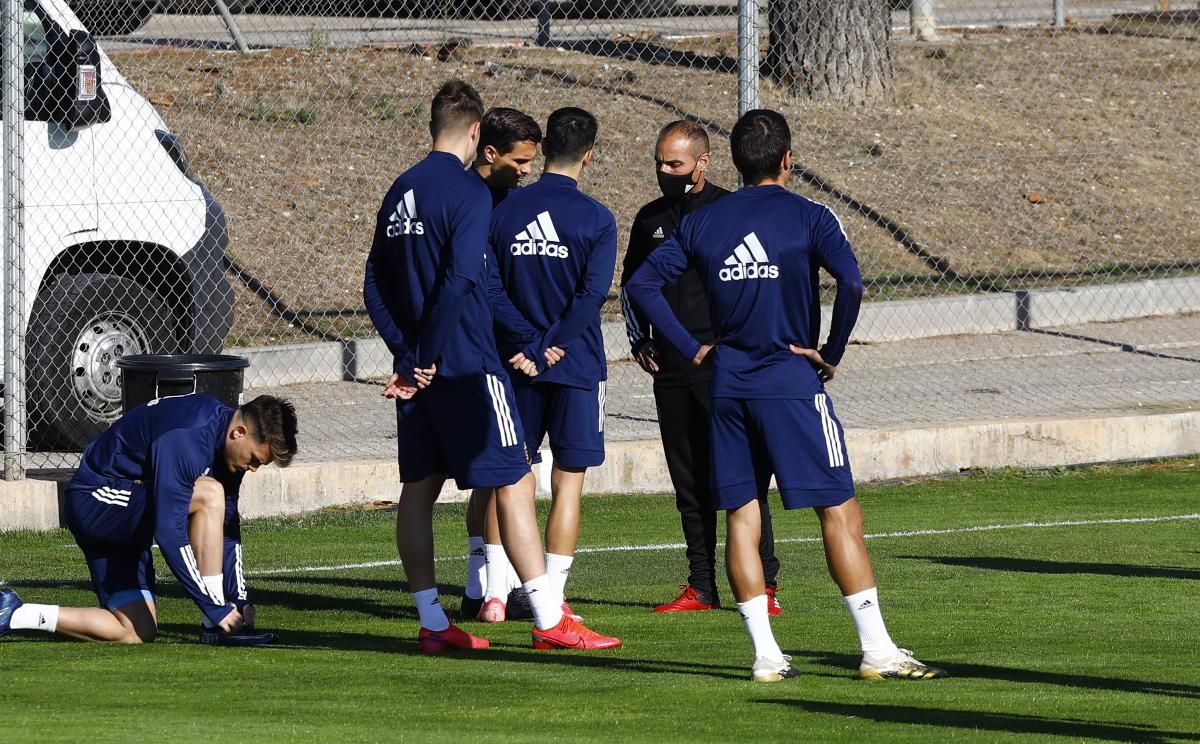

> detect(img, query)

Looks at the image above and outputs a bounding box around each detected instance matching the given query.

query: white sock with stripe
[413,587,449,631]
[522,575,564,631]
[737,595,783,662]
[484,544,512,602]
[12,604,59,633]
[843,587,898,663]
[465,536,487,600]
[200,574,225,628]
[545,553,574,605]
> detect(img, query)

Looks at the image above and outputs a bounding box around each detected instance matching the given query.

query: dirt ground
[109,18,1200,346]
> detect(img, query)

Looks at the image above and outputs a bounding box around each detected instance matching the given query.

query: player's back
[678,185,862,399]
[76,393,232,487]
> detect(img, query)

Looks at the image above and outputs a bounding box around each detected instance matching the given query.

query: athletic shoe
[417,623,490,654]
[0,588,22,637]
[532,615,621,650]
[506,587,534,620]
[751,654,801,683]
[561,602,582,622]
[654,585,718,613]
[766,585,783,617]
[199,626,279,647]
[477,598,506,623]
[459,594,484,620]
[859,648,948,680]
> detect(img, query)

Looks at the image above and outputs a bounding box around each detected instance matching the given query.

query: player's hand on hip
[508,352,539,377]
[413,364,438,389]
[692,343,714,367]
[789,344,836,382]
[382,373,418,400]
[544,346,566,367]
[218,606,245,635]
[632,339,658,374]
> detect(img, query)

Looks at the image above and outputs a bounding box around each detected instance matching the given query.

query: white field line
[14,512,1199,586]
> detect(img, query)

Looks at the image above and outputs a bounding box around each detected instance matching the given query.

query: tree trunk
[766,0,895,105]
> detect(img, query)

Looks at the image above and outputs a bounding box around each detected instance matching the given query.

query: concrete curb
[5,410,1197,530]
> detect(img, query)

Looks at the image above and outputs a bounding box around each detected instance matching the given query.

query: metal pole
[737,0,759,117]
[3,0,26,480]
[911,0,937,41]
[535,0,552,47]
[214,0,251,53]
[1054,0,1065,27]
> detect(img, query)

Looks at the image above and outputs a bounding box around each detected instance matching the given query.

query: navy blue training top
[626,185,864,399]
[364,151,505,379]
[72,393,238,625]
[489,172,617,388]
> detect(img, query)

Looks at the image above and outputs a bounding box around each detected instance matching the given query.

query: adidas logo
[718,232,779,281]
[510,211,569,259]
[470,547,486,556]
[386,189,425,237]
[652,225,665,239]
[857,599,874,610]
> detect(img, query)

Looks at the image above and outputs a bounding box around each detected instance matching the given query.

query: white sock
[200,574,226,628]
[484,544,512,602]
[844,587,898,662]
[545,553,574,605]
[465,536,487,600]
[522,574,564,631]
[737,595,783,661]
[507,562,521,593]
[413,587,449,631]
[12,604,59,633]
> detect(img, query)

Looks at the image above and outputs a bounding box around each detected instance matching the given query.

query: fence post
[214,0,251,53]
[1054,0,1065,27]
[535,0,553,47]
[737,0,759,117]
[2,0,25,480]
[911,0,937,41]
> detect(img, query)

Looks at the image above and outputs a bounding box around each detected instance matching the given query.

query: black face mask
[657,169,697,200]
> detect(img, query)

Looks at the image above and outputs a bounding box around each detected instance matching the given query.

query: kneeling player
[0,394,298,645]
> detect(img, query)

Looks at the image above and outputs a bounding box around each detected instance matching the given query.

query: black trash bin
[116,354,250,413]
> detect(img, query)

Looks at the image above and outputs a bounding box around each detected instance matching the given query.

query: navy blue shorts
[710,393,854,511]
[63,480,158,610]
[396,371,532,490]
[514,379,606,469]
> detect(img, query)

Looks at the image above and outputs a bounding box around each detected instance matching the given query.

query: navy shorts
[63,479,158,610]
[396,371,532,490]
[514,379,606,469]
[710,393,854,511]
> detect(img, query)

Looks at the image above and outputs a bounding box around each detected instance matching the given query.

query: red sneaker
[766,585,783,617]
[418,623,490,654]
[477,598,506,623]
[654,585,718,613]
[532,615,621,650]
[561,602,582,621]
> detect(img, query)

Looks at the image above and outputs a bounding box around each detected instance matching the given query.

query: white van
[5,0,233,449]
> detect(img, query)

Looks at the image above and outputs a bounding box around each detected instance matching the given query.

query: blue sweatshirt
[626,185,864,399]
[479,174,540,353]
[72,394,241,626]
[489,172,617,388]
[364,151,506,379]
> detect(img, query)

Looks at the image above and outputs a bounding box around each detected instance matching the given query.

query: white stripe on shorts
[815,394,844,468]
[598,381,606,432]
[485,374,519,447]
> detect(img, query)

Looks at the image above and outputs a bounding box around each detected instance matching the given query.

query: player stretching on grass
[627,109,947,682]
[363,80,619,652]
[0,394,296,646]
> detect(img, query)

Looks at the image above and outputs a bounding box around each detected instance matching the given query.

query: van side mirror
[25,27,111,128]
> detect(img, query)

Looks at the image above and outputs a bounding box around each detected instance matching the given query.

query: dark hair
[657,119,710,157]
[730,109,791,185]
[542,107,597,165]
[430,80,485,138]
[478,107,542,156]
[240,395,299,468]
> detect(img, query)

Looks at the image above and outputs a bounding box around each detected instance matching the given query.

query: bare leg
[545,465,585,556]
[484,488,501,546]
[494,472,547,582]
[814,497,876,595]
[188,476,226,577]
[55,600,158,644]
[395,475,445,592]
[725,499,765,602]
[466,487,489,539]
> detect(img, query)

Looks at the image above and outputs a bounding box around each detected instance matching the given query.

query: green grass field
[3,460,1199,742]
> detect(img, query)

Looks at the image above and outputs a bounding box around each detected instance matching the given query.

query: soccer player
[460,107,544,621]
[620,120,783,615]
[362,81,619,652]
[626,109,946,682]
[483,107,617,623]
[0,394,297,645]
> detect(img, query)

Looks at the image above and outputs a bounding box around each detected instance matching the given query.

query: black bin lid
[115,354,250,372]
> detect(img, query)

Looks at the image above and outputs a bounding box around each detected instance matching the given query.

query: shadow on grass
[155,623,747,680]
[901,555,1200,581]
[754,699,1200,743]
[792,650,1200,700]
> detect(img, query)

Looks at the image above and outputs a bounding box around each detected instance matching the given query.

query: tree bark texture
[766,0,895,105]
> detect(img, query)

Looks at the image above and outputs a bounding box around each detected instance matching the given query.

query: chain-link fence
[3,0,1198,472]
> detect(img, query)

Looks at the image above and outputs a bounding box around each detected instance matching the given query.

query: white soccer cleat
[859,648,948,680]
[751,654,800,683]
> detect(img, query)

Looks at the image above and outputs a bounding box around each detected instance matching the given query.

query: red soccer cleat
[766,585,783,617]
[477,598,506,623]
[561,602,582,621]
[418,623,490,654]
[654,585,718,613]
[532,615,621,650]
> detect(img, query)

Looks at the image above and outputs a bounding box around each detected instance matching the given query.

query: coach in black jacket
[619,120,781,613]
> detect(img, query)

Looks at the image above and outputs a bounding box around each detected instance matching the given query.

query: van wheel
[27,273,178,450]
